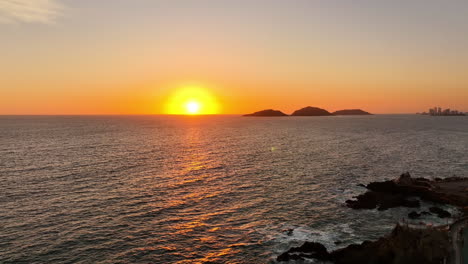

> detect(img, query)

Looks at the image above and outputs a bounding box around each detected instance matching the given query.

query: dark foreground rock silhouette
[333,109,372,115]
[277,224,451,264]
[277,173,468,263]
[243,109,288,116]
[346,172,468,211]
[291,106,333,116]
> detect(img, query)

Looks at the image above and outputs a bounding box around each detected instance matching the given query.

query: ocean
[1,115,467,263]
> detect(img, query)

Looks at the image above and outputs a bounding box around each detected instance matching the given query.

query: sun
[165,84,220,115]
[185,101,201,115]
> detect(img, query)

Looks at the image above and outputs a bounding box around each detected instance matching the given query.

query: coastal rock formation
[346,172,468,212]
[243,109,288,117]
[276,241,330,262]
[408,211,421,219]
[346,191,420,210]
[278,173,468,264]
[291,106,333,116]
[277,224,451,264]
[429,207,451,218]
[333,109,372,115]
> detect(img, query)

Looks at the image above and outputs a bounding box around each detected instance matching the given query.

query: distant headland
[243,106,372,117]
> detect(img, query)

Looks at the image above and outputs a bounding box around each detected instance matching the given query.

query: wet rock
[278,224,451,264]
[396,172,413,185]
[429,207,451,218]
[346,191,420,211]
[348,173,468,212]
[408,211,421,219]
[276,241,331,262]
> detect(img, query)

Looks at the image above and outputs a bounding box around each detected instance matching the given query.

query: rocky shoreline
[277,173,468,264]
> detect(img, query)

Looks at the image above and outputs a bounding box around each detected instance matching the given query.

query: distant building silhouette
[423,106,465,116]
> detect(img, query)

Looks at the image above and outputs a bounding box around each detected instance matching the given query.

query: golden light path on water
[2,116,467,263]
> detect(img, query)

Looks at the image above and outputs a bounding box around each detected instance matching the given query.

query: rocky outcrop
[408,211,421,219]
[429,207,451,218]
[291,106,333,116]
[277,224,451,264]
[346,173,468,212]
[243,109,288,117]
[333,109,372,115]
[278,172,467,263]
[276,241,330,262]
[346,191,420,210]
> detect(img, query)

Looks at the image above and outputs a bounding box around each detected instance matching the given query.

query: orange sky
[1,1,467,115]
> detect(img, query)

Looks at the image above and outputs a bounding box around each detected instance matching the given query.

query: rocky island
[333,109,372,115]
[243,109,288,117]
[291,106,333,116]
[277,173,468,264]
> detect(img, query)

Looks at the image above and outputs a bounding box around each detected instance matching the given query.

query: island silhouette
[291,106,333,116]
[244,107,372,116]
[243,109,288,117]
[333,109,372,115]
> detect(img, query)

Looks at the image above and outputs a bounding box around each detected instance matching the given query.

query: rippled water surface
[1,115,467,263]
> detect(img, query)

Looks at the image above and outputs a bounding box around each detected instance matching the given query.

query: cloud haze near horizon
[0,0,63,24]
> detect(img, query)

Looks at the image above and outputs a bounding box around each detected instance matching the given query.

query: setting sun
[185,101,201,115]
[165,85,220,115]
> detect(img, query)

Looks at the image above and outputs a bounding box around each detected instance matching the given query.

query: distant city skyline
[423,106,466,116]
[1,1,468,114]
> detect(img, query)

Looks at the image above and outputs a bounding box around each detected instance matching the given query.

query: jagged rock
[346,191,420,210]
[429,207,451,218]
[349,173,468,211]
[396,172,413,185]
[278,225,451,264]
[276,241,331,262]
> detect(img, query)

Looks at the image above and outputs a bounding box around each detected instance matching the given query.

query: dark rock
[334,240,343,245]
[346,192,378,209]
[396,172,413,185]
[429,207,451,218]
[421,211,432,215]
[291,106,333,116]
[332,109,372,115]
[276,241,331,262]
[350,173,468,212]
[366,180,399,193]
[278,224,451,264]
[408,211,421,219]
[243,109,288,117]
[276,251,301,262]
[346,191,420,211]
[357,183,366,188]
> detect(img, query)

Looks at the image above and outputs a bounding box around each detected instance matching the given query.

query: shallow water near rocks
[1,115,467,263]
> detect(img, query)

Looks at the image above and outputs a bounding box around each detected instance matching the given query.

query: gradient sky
[1,0,468,114]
